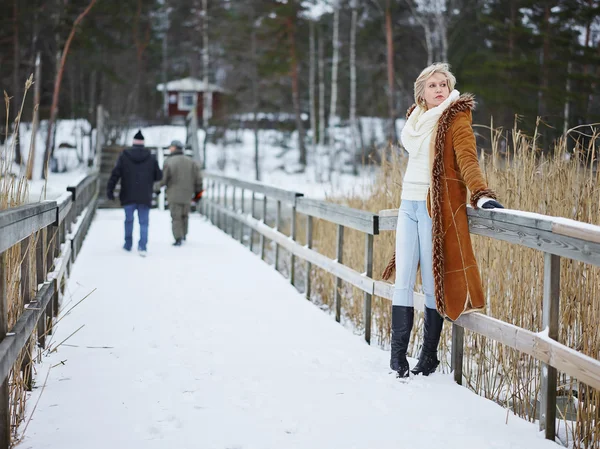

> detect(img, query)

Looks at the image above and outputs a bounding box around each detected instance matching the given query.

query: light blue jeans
[392,200,436,309]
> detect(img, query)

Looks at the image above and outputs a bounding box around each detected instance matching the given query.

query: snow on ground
[19,209,558,449]
[26,166,89,203]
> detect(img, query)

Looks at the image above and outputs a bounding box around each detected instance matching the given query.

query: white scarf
[401,89,460,156]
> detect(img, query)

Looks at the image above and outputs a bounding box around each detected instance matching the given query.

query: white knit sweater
[400,90,460,201]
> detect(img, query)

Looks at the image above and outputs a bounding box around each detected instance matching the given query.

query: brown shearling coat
[383,94,497,321]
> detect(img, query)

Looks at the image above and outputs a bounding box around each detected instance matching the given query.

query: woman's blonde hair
[414,62,457,107]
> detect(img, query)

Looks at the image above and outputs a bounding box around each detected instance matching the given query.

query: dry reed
[1,78,51,447]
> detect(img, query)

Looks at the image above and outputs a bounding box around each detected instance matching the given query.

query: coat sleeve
[106,154,122,198]
[154,157,163,183]
[193,161,203,193]
[451,111,497,208]
[160,161,170,188]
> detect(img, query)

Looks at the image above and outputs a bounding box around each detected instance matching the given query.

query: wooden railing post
[217,182,223,230]
[210,180,215,224]
[290,202,297,285]
[364,233,373,344]
[274,200,281,271]
[250,192,256,252]
[335,224,344,322]
[260,196,267,261]
[0,252,10,449]
[231,186,237,237]
[305,215,313,301]
[451,324,465,385]
[21,238,33,391]
[36,230,47,348]
[223,185,229,234]
[239,188,245,244]
[540,252,560,440]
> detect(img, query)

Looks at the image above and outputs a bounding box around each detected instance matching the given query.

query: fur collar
[405,93,475,120]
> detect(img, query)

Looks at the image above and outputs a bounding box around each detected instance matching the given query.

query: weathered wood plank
[296,197,378,234]
[0,202,56,229]
[451,324,465,385]
[334,225,344,323]
[540,253,560,439]
[552,221,600,244]
[364,234,374,344]
[379,208,600,266]
[0,253,9,448]
[290,205,297,286]
[203,171,303,204]
[0,282,55,385]
[214,203,375,294]
[468,215,600,266]
[455,312,600,391]
[0,207,57,254]
[467,208,554,232]
[305,215,313,301]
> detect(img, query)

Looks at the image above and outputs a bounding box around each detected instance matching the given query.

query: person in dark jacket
[160,140,203,246]
[106,130,162,256]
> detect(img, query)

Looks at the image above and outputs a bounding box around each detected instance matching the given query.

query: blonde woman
[382,63,503,378]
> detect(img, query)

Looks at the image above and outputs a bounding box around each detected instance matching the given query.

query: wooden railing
[200,171,600,442]
[0,172,99,448]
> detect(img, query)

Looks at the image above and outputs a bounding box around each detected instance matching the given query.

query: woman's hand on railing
[477,197,504,209]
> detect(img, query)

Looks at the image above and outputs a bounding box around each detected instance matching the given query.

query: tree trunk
[13,0,21,165]
[328,6,340,179]
[161,4,170,120]
[508,0,517,61]
[42,0,97,180]
[563,61,571,135]
[309,20,317,165]
[328,6,339,146]
[132,0,151,118]
[537,2,550,120]
[202,0,211,128]
[201,0,211,169]
[251,21,260,181]
[26,53,40,181]
[385,0,397,143]
[350,5,358,176]
[287,17,307,169]
[318,26,325,148]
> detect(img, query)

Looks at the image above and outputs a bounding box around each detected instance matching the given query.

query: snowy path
[20,210,557,449]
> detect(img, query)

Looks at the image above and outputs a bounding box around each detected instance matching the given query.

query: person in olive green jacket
[160,140,203,246]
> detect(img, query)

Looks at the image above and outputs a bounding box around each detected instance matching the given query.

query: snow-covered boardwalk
[20,210,557,449]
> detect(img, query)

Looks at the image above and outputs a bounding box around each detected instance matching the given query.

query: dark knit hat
[133,130,144,145]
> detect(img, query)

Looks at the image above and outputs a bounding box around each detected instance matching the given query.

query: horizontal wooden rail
[0,282,54,383]
[213,203,375,293]
[203,171,303,204]
[0,202,58,253]
[296,197,379,234]
[379,207,600,267]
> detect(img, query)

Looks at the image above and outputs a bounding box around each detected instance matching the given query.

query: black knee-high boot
[411,306,444,376]
[390,306,414,378]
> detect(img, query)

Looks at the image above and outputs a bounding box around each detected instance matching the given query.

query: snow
[491,207,600,235]
[301,0,334,20]
[19,209,558,449]
[156,77,226,93]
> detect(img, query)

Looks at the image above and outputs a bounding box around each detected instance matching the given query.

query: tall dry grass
[1,77,47,446]
[308,122,600,448]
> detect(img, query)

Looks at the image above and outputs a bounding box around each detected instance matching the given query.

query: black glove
[107,192,115,201]
[481,199,504,209]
